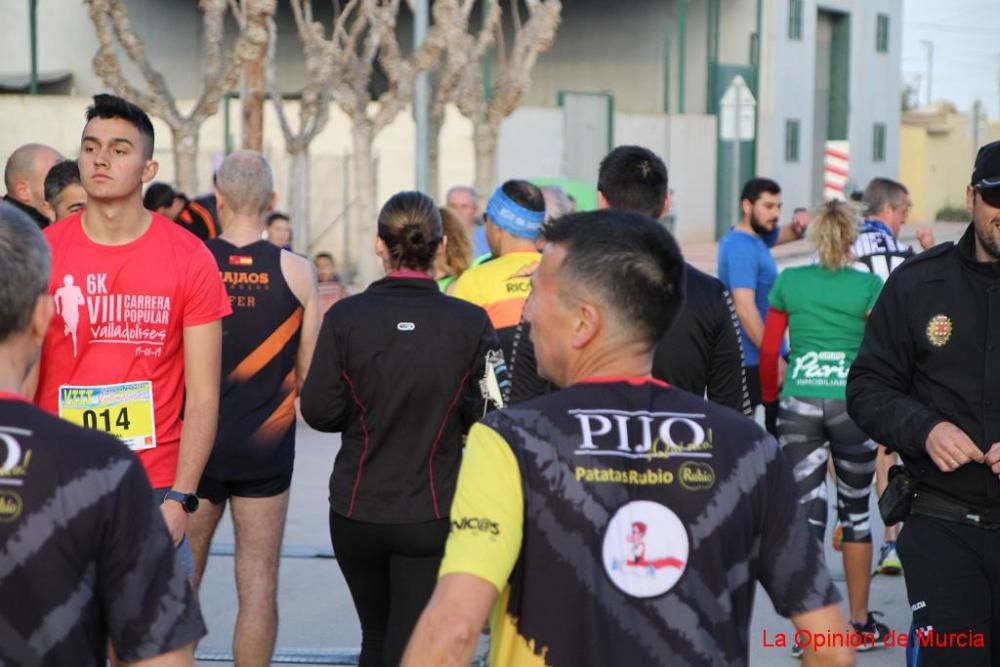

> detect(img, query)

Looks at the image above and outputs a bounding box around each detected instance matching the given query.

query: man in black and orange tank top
[187,151,320,666]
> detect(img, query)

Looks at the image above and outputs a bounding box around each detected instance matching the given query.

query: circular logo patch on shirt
[926,314,953,347]
[602,500,688,598]
[0,490,22,522]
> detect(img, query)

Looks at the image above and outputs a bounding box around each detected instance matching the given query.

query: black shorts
[197,466,293,504]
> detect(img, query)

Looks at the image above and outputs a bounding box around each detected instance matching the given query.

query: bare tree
[426,1,501,199]
[291,0,445,286]
[450,0,561,198]
[235,0,271,151]
[87,0,276,195]
[267,12,335,255]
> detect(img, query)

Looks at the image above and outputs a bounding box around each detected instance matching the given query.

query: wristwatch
[162,489,200,514]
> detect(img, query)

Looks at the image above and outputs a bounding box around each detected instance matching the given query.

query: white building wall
[758,0,818,211]
[759,0,901,211]
[839,0,903,189]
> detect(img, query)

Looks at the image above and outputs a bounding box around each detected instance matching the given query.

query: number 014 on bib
[58,381,157,451]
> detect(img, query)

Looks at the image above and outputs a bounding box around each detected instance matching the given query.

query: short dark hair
[314,252,334,262]
[143,182,176,210]
[378,191,443,271]
[500,179,545,213]
[0,203,51,343]
[267,211,290,226]
[85,93,155,159]
[597,145,669,219]
[740,177,781,204]
[44,160,81,205]
[793,206,808,215]
[540,210,685,346]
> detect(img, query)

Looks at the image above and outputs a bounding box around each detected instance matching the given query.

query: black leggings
[329,512,450,667]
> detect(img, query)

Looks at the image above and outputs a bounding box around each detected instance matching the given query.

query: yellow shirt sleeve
[439,422,523,594]
[450,269,478,305]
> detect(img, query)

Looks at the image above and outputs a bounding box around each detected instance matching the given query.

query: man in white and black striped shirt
[851,177,936,575]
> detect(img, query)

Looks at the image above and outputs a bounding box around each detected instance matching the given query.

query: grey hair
[862,177,908,217]
[445,185,478,201]
[541,185,572,220]
[0,202,51,342]
[215,150,274,215]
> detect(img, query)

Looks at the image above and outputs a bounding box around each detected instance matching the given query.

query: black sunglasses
[976,186,1000,209]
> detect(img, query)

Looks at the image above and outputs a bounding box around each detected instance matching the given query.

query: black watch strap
[162,489,199,514]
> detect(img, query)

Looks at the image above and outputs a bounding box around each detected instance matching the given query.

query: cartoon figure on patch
[604,500,688,597]
[53,274,85,357]
[628,521,647,565]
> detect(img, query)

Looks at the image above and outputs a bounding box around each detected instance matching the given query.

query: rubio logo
[452,516,500,536]
[678,462,715,490]
[0,491,22,522]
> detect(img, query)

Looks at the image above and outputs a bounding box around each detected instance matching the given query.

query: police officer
[847,140,1000,665]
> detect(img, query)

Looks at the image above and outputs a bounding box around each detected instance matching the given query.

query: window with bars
[873,123,887,162]
[876,14,889,53]
[785,120,800,162]
[788,0,803,40]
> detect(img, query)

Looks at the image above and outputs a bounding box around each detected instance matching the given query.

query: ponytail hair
[808,200,858,270]
[377,191,443,271]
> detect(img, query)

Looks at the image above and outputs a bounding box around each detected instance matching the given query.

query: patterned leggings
[777,397,878,544]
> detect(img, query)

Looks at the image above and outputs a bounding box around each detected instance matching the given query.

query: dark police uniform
[847,223,1000,666]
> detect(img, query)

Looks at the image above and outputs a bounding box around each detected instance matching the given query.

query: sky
[901,0,1000,117]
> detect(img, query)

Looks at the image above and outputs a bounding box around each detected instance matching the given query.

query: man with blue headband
[452,180,547,403]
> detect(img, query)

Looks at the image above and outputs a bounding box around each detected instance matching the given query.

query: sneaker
[852,611,890,651]
[877,542,902,575]
[831,523,844,552]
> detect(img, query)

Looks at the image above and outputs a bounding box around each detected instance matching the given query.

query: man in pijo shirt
[404,211,850,667]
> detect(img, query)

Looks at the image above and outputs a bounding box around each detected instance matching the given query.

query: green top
[769,265,883,400]
[436,274,458,292]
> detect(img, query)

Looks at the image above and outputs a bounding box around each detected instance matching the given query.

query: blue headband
[486,188,545,239]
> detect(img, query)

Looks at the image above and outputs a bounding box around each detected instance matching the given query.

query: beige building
[900,102,1000,223]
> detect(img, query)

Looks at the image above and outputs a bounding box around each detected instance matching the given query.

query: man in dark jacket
[598,145,750,415]
[3,143,61,228]
[847,140,1000,665]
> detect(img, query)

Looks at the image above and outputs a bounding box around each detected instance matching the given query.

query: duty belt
[911,490,1000,530]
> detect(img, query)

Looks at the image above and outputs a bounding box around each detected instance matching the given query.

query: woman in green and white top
[760,200,888,649]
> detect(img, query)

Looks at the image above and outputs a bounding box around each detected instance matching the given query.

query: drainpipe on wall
[29,0,38,95]
[706,0,720,113]
[677,0,686,114]
[753,0,762,171]
[663,9,671,114]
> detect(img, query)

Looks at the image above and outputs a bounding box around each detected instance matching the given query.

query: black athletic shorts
[197,466,293,504]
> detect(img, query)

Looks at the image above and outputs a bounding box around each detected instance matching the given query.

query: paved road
[196,424,911,666]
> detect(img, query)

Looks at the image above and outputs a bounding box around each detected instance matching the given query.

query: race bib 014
[58,381,156,451]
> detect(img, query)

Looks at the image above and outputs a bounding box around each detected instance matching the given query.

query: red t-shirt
[35,212,231,488]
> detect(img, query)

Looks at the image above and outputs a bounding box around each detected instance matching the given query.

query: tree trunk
[352,125,380,288]
[288,146,310,255]
[473,120,498,202]
[240,1,270,153]
[241,52,266,151]
[172,125,200,196]
[427,110,442,200]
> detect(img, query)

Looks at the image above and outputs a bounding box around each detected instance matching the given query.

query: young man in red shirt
[33,94,230,574]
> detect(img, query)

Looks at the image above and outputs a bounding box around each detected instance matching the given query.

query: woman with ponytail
[300,191,508,666]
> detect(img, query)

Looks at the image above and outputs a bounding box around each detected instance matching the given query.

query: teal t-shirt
[768,265,883,400]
